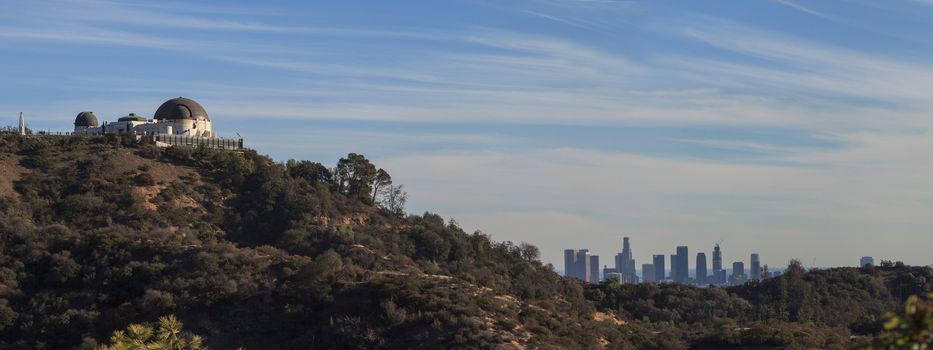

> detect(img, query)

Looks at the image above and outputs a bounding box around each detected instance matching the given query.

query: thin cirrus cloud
[680,22,933,104]
[3,1,925,129]
[1,0,932,267]
[773,0,833,19]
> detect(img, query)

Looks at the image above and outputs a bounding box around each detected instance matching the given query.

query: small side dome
[154,97,209,121]
[74,111,99,127]
[117,113,148,122]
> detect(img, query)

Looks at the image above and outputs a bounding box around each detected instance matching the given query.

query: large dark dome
[74,111,99,127]
[153,97,209,121]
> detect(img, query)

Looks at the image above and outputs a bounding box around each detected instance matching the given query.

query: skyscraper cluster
[613,237,638,283]
[565,239,773,286]
[564,249,599,283]
[566,237,644,284]
[670,246,689,283]
[589,237,640,284]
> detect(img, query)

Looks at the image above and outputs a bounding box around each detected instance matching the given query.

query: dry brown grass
[0,154,24,197]
[593,311,626,326]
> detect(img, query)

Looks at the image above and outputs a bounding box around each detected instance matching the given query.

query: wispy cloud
[9,0,930,131]
[675,19,933,128]
[671,138,807,154]
[774,0,832,19]
[523,10,594,30]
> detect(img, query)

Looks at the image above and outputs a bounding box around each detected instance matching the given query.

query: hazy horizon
[2,0,932,268]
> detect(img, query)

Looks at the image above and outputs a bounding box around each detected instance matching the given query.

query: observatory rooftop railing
[151,134,244,150]
[0,130,245,151]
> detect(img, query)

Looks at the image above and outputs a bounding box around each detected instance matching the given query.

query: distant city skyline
[560,238,889,275]
[2,0,932,268]
[562,237,897,284]
[567,237,754,285]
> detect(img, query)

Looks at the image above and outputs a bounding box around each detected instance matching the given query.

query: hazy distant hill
[0,134,928,349]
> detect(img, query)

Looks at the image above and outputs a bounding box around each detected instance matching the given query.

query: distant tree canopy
[286,159,332,184]
[335,153,378,203]
[331,152,403,210]
[588,257,931,348]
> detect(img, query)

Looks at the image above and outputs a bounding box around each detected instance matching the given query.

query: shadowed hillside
[0,135,928,349]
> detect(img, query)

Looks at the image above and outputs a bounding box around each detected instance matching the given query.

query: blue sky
[2,0,932,269]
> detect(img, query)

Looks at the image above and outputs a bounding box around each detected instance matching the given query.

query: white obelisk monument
[18,112,25,135]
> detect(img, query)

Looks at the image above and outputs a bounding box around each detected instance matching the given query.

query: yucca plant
[98,315,208,350]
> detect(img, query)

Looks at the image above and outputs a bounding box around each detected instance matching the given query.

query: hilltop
[0,134,928,349]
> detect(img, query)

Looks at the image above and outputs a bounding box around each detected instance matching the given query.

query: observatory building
[74,97,213,138]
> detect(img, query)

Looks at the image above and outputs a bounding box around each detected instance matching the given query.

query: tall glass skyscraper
[696,252,708,285]
[652,254,665,282]
[588,255,600,283]
[576,249,590,281]
[712,244,723,285]
[564,249,575,278]
[615,237,637,283]
[750,253,761,280]
[642,263,655,282]
[730,261,746,284]
[669,254,678,281]
[674,246,689,283]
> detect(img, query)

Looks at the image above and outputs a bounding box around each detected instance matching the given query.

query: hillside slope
[0,135,928,349]
[0,135,619,349]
